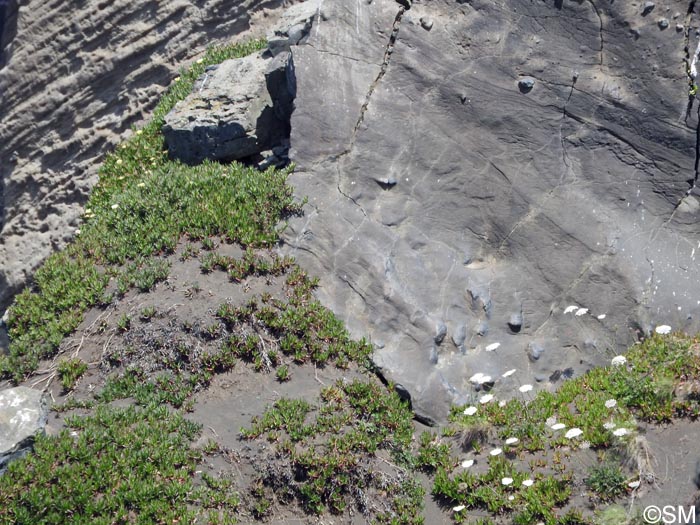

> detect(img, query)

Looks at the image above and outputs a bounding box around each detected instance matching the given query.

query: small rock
[677,24,685,32]
[452,323,467,347]
[518,76,535,93]
[434,322,447,344]
[526,342,544,362]
[396,0,412,8]
[658,18,669,30]
[420,17,433,31]
[693,459,700,489]
[642,2,655,16]
[549,369,562,382]
[287,23,308,46]
[476,320,488,336]
[163,51,295,164]
[630,28,641,39]
[534,374,547,382]
[507,312,523,333]
[673,12,681,19]
[0,387,48,472]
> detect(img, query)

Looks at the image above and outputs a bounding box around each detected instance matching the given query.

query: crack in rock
[587,0,604,66]
[352,5,406,138]
[334,3,406,216]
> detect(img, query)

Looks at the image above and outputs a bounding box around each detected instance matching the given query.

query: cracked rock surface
[283,0,700,423]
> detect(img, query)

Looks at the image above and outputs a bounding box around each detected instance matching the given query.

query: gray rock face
[0,386,47,471]
[162,51,295,164]
[282,0,700,423]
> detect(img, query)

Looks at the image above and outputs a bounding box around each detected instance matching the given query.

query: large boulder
[0,386,48,471]
[267,0,321,57]
[162,51,295,164]
[282,0,700,423]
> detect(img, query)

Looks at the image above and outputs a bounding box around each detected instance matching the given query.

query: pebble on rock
[527,342,544,362]
[658,18,669,30]
[420,17,433,31]
[642,1,655,16]
[518,76,535,93]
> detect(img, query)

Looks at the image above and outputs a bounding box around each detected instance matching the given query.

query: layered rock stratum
[0,0,294,324]
[282,0,700,422]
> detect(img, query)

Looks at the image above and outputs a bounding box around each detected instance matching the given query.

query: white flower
[137,182,146,188]
[597,314,606,320]
[111,204,119,210]
[551,423,566,430]
[519,384,533,393]
[565,428,583,439]
[490,448,503,456]
[575,308,588,316]
[564,305,578,314]
[174,76,181,82]
[479,394,494,404]
[522,479,534,487]
[463,406,478,416]
[655,325,672,335]
[469,373,492,385]
[628,480,640,489]
[613,428,629,437]
[498,400,507,407]
[603,421,616,430]
[508,495,515,501]
[461,459,474,468]
[505,437,519,445]
[116,158,123,165]
[74,229,81,235]
[501,477,513,486]
[485,342,500,352]
[605,399,617,409]
[196,58,204,64]
[502,369,516,378]
[611,355,627,367]
[453,505,465,512]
